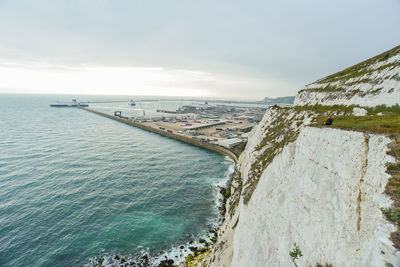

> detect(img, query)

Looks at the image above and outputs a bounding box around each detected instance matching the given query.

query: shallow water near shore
[0,94,233,266]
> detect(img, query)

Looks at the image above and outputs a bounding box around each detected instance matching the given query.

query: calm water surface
[0,94,233,266]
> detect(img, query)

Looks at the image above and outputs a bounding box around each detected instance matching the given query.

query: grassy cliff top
[314,45,400,85]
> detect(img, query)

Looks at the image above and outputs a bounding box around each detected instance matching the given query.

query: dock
[156,109,179,114]
[79,107,238,164]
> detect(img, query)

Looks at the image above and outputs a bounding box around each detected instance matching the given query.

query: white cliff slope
[204,110,399,267]
[232,127,397,266]
[198,47,400,267]
[294,45,400,107]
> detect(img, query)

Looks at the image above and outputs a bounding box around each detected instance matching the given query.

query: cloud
[0,61,284,98]
[0,62,211,96]
[0,0,399,98]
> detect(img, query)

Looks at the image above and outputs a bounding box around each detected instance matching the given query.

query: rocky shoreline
[87,163,235,267]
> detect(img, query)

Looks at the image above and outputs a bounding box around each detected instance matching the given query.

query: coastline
[81,107,238,266]
[79,107,238,164]
[87,158,235,267]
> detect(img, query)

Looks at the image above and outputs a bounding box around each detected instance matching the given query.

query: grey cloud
[0,0,399,98]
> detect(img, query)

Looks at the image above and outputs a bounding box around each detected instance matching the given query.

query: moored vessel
[128,99,136,106]
[50,99,89,107]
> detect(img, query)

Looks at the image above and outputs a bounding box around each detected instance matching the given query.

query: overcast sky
[0,0,399,99]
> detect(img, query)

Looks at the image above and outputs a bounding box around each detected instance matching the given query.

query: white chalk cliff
[199,46,400,267]
[295,45,400,107]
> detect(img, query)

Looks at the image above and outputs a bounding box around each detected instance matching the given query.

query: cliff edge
[210,125,397,266]
[295,45,400,107]
[182,46,400,267]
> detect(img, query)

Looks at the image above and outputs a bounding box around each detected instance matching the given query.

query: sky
[0,0,399,100]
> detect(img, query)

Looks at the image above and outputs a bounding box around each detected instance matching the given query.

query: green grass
[366,104,400,115]
[243,108,306,205]
[293,104,356,114]
[296,46,400,101]
[243,105,400,207]
[382,207,400,223]
[228,169,243,217]
[317,45,400,84]
[289,243,303,260]
[230,141,248,157]
[312,113,400,137]
[295,104,400,117]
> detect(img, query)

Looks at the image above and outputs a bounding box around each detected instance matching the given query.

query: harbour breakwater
[78,107,236,267]
[79,107,238,164]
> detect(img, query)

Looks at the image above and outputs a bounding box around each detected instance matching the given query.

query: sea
[0,94,234,266]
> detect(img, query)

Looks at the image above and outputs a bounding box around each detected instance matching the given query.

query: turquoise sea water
[0,94,233,266]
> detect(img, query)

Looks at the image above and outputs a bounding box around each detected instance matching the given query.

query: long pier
[79,108,238,164]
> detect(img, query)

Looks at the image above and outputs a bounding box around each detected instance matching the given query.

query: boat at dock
[50,99,89,107]
[128,99,136,106]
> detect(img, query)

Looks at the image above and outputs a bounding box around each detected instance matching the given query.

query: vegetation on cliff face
[384,138,400,249]
[239,105,364,206]
[186,104,399,266]
[242,107,315,205]
[295,45,400,105]
[200,47,400,267]
[313,113,400,135]
[180,249,211,267]
[314,45,400,85]
[241,104,361,206]
[234,104,400,227]
[230,141,247,158]
[294,104,400,118]
[293,104,356,114]
[227,169,242,218]
[241,104,400,248]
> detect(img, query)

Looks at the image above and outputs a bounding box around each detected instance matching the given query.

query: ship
[128,99,136,106]
[50,99,89,107]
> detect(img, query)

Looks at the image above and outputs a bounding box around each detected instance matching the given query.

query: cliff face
[206,113,398,267]
[201,46,400,267]
[295,45,400,107]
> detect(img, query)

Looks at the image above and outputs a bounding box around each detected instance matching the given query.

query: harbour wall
[79,107,238,164]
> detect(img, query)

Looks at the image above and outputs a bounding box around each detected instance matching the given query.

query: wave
[86,157,235,267]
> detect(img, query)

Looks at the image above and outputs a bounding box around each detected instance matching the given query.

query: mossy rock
[185,254,194,262]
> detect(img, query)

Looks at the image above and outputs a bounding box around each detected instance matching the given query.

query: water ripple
[0,94,233,267]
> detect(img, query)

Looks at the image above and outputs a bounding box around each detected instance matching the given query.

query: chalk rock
[353,107,368,116]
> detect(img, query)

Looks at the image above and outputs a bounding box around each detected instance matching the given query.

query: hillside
[295,45,400,107]
[263,96,295,104]
[180,46,400,267]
